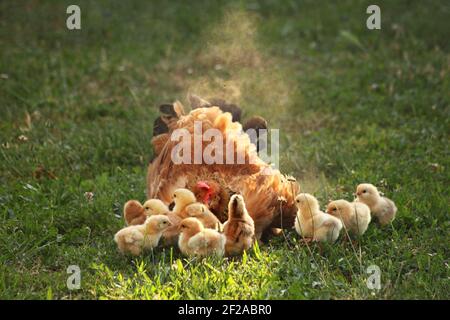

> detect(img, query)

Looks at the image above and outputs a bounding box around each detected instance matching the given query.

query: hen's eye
[145,207,149,210]
[296,200,300,203]
[333,208,336,211]
[173,194,177,198]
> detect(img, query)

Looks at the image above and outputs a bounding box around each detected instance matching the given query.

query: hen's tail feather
[243,116,268,152]
[153,117,169,136]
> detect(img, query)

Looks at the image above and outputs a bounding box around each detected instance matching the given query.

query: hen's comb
[197,181,210,190]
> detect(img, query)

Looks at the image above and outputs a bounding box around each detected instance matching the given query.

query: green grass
[0,0,449,299]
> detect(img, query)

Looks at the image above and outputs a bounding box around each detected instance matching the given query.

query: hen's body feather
[147,106,300,240]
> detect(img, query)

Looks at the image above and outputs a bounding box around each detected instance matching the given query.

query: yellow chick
[114,215,172,256]
[142,199,170,216]
[185,203,222,230]
[172,188,197,219]
[223,195,255,256]
[178,217,226,258]
[294,193,343,243]
[158,189,197,246]
[326,199,371,236]
[160,211,183,246]
[355,183,397,226]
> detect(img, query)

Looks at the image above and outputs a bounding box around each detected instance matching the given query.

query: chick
[114,215,172,256]
[142,199,170,216]
[185,203,222,230]
[172,188,197,219]
[141,198,180,246]
[294,193,343,243]
[123,200,146,226]
[124,199,170,226]
[223,195,255,256]
[158,189,197,246]
[160,211,183,246]
[355,183,397,226]
[178,217,226,257]
[326,199,371,236]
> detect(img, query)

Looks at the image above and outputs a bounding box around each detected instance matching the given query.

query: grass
[0,0,449,299]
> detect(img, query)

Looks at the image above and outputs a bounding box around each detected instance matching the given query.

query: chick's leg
[299,237,314,245]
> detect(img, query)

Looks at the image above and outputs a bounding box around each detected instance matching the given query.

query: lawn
[0,0,448,299]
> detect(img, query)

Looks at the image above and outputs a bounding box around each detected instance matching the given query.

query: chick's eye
[296,200,300,203]
[363,190,367,193]
[145,207,149,210]
[333,208,336,211]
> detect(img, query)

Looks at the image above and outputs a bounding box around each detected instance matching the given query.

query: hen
[147,98,300,241]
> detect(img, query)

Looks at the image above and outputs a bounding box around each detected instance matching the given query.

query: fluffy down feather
[114,215,172,256]
[223,194,255,256]
[185,203,222,230]
[123,200,146,226]
[294,193,342,243]
[326,199,371,236]
[355,183,397,226]
[178,217,226,257]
